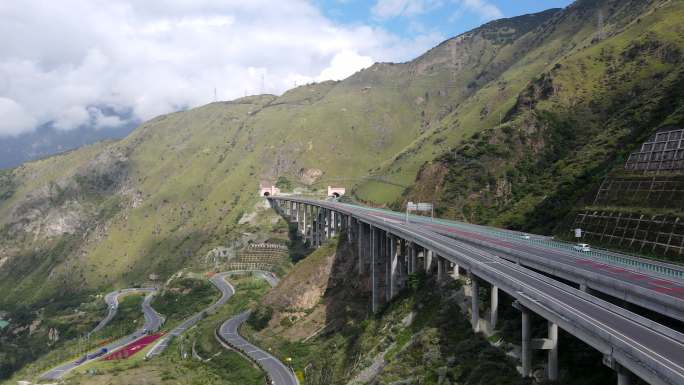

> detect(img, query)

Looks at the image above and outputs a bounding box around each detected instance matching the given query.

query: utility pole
[214,87,217,102]
[261,74,265,95]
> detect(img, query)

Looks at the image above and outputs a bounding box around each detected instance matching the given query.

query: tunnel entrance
[263,191,270,197]
[332,192,340,198]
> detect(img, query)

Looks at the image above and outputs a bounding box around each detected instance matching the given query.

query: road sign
[406,201,434,223]
[416,203,433,211]
[575,228,582,238]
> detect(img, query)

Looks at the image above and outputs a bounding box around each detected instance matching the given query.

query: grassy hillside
[0,7,563,306]
[399,0,684,239]
[1,0,683,379]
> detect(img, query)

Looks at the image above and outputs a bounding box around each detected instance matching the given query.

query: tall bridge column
[358,221,365,275]
[516,302,559,381]
[301,204,307,238]
[521,306,531,377]
[469,271,480,332]
[547,322,559,382]
[317,207,324,247]
[409,243,417,274]
[384,232,391,303]
[425,250,433,274]
[312,208,319,248]
[437,256,447,281]
[617,364,632,385]
[295,202,299,223]
[390,235,399,300]
[453,263,460,279]
[490,285,499,331]
[399,238,407,289]
[330,211,337,237]
[371,226,380,313]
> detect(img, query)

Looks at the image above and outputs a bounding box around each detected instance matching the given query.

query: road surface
[40,288,163,380]
[216,271,299,385]
[145,272,237,358]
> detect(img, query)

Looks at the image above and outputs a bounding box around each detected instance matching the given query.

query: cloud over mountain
[0,0,442,137]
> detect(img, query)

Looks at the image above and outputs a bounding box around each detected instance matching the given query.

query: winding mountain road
[145,272,237,358]
[40,288,163,380]
[216,271,299,385]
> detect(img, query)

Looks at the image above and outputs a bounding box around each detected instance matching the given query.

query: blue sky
[315,0,574,40]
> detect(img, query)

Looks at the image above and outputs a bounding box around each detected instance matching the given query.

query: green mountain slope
[398,0,684,237]
[2,0,684,381]
[0,8,562,306]
[0,0,681,322]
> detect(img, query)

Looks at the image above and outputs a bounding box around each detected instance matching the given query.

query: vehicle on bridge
[573,243,591,252]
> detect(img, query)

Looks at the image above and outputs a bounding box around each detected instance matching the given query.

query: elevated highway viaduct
[335,204,684,324]
[269,197,684,385]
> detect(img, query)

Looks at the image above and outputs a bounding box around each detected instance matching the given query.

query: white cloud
[0,98,37,136]
[317,51,374,81]
[453,0,503,22]
[0,0,443,137]
[372,0,444,19]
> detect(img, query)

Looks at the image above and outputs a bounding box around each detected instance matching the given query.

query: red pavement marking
[653,286,684,296]
[102,334,161,361]
[650,279,677,286]
[626,273,649,280]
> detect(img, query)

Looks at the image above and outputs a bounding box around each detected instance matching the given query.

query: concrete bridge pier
[469,271,480,332]
[617,364,633,385]
[317,207,324,247]
[384,232,391,303]
[358,221,365,275]
[517,303,559,381]
[371,226,380,313]
[546,322,559,382]
[312,213,319,248]
[521,305,532,377]
[399,239,408,287]
[452,263,460,279]
[390,235,399,300]
[409,243,417,274]
[301,204,307,238]
[307,205,314,245]
[425,250,434,274]
[490,285,499,331]
[324,209,331,239]
[437,256,449,281]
